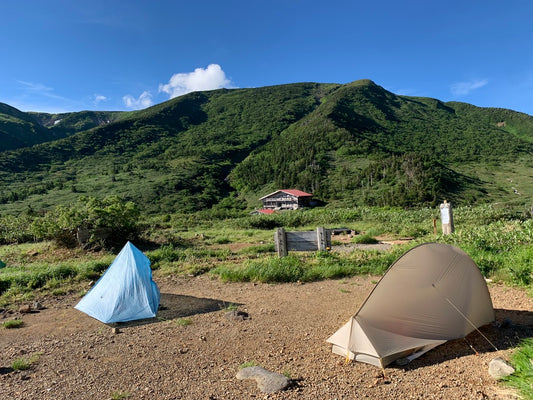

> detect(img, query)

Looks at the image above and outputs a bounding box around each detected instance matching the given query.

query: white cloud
[92,94,109,108]
[159,64,232,99]
[450,79,488,96]
[122,91,153,110]
[94,94,108,104]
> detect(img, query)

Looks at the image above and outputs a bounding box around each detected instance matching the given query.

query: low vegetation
[1,203,531,395]
[504,339,533,399]
[109,391,131,400]
[2,319,23,329]
[1,203,532,307]
[11,352,42,371]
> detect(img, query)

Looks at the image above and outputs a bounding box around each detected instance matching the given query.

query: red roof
[260,189,313,200]
[253,209,275,215]
[280,189,313,197]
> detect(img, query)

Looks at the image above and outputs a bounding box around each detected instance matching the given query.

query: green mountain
[0,103,56,151]
[0,104,126,152]
[1,79,533,216]
[29,110,126,139]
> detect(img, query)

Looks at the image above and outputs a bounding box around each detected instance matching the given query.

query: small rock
[395,357,410,366]
[112,327,121,334]
[488,357,515,380]
[236,366,290,393]
[19,304,32,314]
[32,301,44,310]
[225,310,250,321]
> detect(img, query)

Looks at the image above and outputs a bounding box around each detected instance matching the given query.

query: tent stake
[463,338,479,356]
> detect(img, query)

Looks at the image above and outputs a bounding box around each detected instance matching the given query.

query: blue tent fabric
[75,241,160,323]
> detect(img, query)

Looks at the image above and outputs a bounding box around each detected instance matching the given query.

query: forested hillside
[1,79,533,215]
[229,80,533,206]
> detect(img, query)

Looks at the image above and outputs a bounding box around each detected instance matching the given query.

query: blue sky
[2,0,532,115]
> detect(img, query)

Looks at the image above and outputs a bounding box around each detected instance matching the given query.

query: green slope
[230,80,533,206]
[0,80,532,215]
[30,110,127,138]
[0,103,56,151]
[0,83,332,214]
[0,103,127,152]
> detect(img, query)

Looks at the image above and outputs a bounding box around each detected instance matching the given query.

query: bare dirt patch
[1,273,532,400]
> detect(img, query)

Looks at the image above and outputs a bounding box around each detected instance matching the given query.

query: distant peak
[345,79,377,87]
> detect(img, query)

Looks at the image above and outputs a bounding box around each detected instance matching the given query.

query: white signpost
[440,200,454,234]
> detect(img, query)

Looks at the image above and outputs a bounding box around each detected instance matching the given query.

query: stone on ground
[488,357,515,380]
[236,366,290,393]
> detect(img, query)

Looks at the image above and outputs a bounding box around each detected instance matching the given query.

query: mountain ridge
[1,79,532,215]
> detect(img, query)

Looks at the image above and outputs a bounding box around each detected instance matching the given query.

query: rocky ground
[1,271,532,400]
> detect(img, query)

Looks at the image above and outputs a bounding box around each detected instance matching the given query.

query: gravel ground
[1,274,532,400]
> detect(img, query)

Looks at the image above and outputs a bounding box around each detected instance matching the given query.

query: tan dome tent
[327,243,494,368]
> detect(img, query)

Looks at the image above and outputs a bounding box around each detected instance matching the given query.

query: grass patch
[213,255,305,283]
[239,361,258,369]
[2,319,23,329]
[352,233,379,244]
[173,318,192,326]
[212,236,232,245]
[0,258,111,306]
[11,352,42,371]
[11,358,30,371]
[223,302,238,311]
[110,391,131,400]
[213,247,402,283]
[504,338,533,399]
[237,243,276,255]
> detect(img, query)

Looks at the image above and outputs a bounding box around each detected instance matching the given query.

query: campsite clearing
[1,274,531,399]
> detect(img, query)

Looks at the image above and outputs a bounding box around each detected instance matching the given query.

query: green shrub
[30,196,140,248]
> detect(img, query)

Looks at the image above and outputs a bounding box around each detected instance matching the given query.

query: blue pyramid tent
[75,241,160,323]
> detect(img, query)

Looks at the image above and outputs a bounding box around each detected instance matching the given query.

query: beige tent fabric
[327,243,494,368]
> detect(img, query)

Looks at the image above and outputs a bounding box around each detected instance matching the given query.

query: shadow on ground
[110,293,240,328]
[393,308,533,370]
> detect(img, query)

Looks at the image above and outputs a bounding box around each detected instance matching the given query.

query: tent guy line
[432,283,499,352]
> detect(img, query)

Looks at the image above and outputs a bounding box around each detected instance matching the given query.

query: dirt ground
[1,250,532,399]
